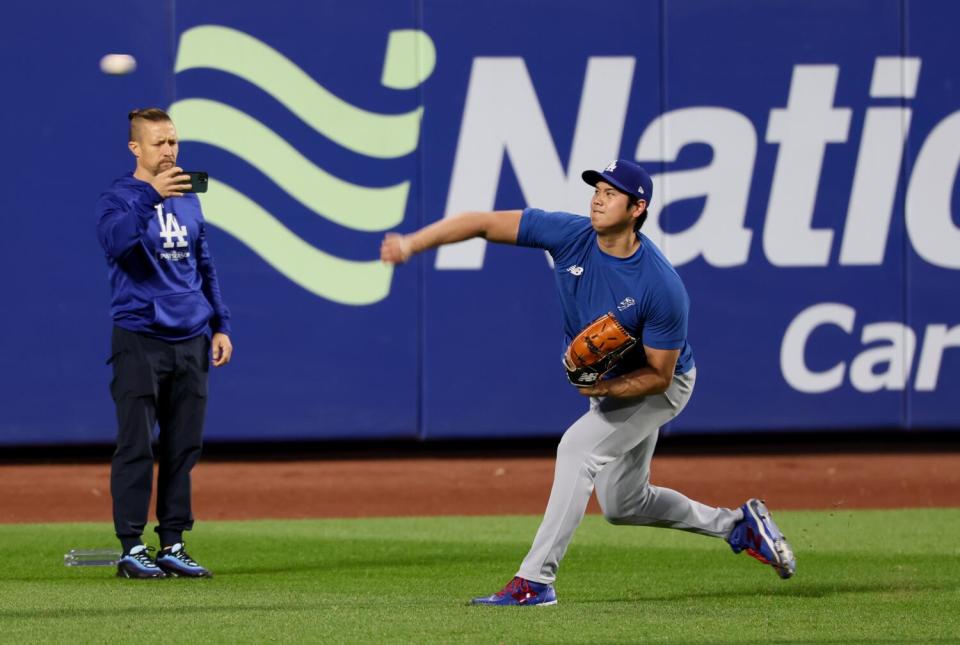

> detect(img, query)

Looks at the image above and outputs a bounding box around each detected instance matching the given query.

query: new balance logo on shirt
[566,265,584,276]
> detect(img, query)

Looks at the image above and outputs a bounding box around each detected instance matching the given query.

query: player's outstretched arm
[380,210,522,264]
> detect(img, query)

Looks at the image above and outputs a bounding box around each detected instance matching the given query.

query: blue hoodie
[96,173,231,341]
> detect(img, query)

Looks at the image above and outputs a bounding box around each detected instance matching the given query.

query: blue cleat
[470,576,557,606]
[116,545,167,579]
[155,543,213,578]
[728,498,796,579]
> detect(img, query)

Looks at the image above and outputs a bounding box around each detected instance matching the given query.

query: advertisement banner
[0,0,956,444]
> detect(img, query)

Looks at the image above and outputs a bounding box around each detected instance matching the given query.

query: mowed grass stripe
[0,510,957,643]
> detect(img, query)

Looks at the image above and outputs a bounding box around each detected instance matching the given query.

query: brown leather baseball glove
[563,312,637,387]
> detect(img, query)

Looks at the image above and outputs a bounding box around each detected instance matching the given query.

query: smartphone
[183,171,209,193]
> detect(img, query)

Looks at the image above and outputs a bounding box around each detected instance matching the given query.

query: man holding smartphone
[95,108,233,579]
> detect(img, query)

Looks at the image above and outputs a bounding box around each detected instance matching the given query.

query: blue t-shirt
[517,208,695,376]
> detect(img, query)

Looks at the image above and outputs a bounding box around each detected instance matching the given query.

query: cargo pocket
[151,292,214,335]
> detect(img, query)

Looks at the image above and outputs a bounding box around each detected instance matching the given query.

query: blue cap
[582,159,653,205]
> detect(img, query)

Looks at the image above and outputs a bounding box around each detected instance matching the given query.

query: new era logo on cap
[582,159,653,204]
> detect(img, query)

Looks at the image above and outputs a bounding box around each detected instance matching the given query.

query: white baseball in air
[99,53,137,75]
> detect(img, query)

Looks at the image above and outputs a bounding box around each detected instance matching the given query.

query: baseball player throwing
[380,159,796,606]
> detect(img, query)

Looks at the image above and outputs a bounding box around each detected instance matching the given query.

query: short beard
[154,159,175,174]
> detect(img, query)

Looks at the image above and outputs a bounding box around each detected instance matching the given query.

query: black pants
[108,326,209,550]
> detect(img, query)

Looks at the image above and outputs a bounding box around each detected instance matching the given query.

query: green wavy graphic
[201,179,393,305]
[175,25,427,159]
[381,29,437,90]
[168,99,408,232]
[173,25,435,305]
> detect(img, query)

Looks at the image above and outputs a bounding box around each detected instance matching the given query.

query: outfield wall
[1,0,958,444]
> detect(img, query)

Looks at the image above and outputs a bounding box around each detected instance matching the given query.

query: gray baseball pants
[516,368,742,584]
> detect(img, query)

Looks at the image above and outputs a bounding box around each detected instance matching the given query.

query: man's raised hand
[150,167,192,199]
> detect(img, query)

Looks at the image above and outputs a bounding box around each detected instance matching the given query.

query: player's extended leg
[594,427,741,537]
[513,371,696,586]
[594,370,796,579]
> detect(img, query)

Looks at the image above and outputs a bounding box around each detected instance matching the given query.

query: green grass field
[1,510,958,643]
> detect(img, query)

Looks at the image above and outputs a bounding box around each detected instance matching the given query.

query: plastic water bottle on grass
[64,549,120,567]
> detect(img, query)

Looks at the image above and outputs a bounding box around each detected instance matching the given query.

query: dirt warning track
[1,452,958,523]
